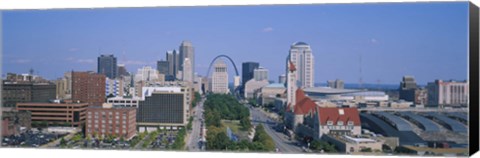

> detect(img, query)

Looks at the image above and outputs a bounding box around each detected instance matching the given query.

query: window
[327,121,333,125]
[337,121,343,126]
[348,121,354,126]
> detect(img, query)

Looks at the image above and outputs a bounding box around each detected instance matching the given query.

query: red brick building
[71,71,106,106]
[86,106,137,140]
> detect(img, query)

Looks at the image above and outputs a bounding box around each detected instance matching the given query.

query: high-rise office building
[97,54,118,79]
[71,71,106,106]
[242,62,259,86]
[279,74,286,84]
[399,76,418,102]
[253,67,269,81]
[426,80,469,107]
[212,59,229,94]
[166,50,180,79]
[106,78,124,97]
[179,41,195,82]
[286,42,314,88]
[117,64,130,77]
[157,60,169,75]
[182,58,193,82]
[137,87,188,129]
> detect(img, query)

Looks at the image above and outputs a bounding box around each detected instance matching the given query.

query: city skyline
[3,2,469,84]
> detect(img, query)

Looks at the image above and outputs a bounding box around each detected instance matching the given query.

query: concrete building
[259,83,286,105]
[233,76,241,90]
[328,79,344,89]
[106,78,124,97]
[2,81,56,107]
[278,74,286,84]
[211,59,229,94]
[253,67,269,81]
[137,87,188,130]
[244,79,269,99]
[157,60,170,75]
[134,66,162,83]
[322,134,384,154]
[86,105,137,139]
[399,76,418,102]
[117,64,130,78]
[71,71,106,106]
[242,62,260,87]
[166,50,180,79]
[286,42,314,88]
[106,97,141,108]
[426,80,469,107]
[55,72,73,100]
[16,101,88,127]
[179,41,195,82]
[182,58,193,82]
[97,54,118,79]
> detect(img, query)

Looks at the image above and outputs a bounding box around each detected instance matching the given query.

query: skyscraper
[212,59,229,94]
[286,42,314,88]
[279,74,286,84]
[182,58,193,82]
[117,64,130,77]
[166,50,180,79]
[242,62,259,86]
[253,67,269,81]
[97,54,118,79]
[179,41,195,82]
[157,60,169,75]
[399,76,417,102]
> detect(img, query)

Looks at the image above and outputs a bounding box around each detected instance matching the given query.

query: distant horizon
[3,2,469,84]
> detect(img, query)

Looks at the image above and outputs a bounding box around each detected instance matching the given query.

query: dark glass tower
[97,54,117,79]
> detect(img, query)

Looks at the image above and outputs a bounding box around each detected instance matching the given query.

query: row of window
[326,121,354,126]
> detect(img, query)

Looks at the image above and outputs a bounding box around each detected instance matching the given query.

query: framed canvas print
[1,0,479,157]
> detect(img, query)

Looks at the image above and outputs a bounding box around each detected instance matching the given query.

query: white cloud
[262,27,274,32]
[12,59,31,64]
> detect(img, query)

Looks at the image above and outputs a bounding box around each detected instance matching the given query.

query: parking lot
[2,129,66,147]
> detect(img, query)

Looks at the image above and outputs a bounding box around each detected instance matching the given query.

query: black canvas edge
[469,1,479,157]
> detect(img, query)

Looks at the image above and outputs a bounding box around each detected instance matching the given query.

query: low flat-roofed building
[16,101,88,127]
[86,105,137,140]
[107,96,141,108]
[322,134,384,154]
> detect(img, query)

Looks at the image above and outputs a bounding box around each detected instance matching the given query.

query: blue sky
[2,2,469,84]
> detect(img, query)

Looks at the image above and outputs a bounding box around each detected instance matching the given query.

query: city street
[249,105,303,153]
[186,97,206,151]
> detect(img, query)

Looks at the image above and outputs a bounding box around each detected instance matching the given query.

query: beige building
[426,80,468,107]
[322,134,384,154]
[244,79,269,99]
[259,83,286,105]
[211,59,229,94]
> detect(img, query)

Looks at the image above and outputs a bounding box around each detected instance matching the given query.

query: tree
[60,138,67,147]
[239,117,252,131]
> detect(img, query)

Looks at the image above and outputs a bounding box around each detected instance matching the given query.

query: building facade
[399,76,418,102]
[16,101,88,127]
[253,67,269,81]
[286,42,314,88]
[244,79,270,99]
[166,50,180,80]
[179,41,195,82]
[3,81,56,107]
[157,60,170,75]
[426,80,469,107]
[242,62,260,86]
[97,54,118,79]
[211,59,229,94]
[137,88,187,130]
[86,106,137,139]
[279,74,286,84]
[328,79,344,89]
[106,77,124,97]
[72,71,106,106]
